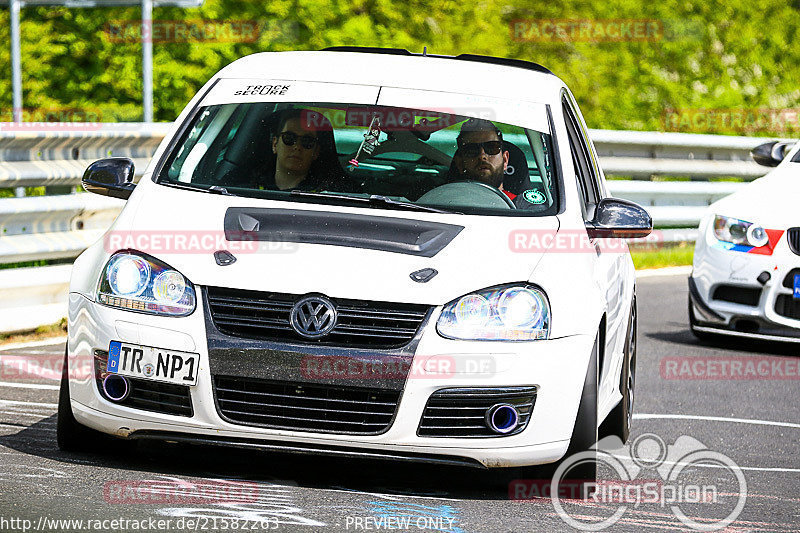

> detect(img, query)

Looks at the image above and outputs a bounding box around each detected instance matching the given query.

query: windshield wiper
[208,185,234,195]
[288,191,454,214]
[368,195,455,214]
[162,181,241,197]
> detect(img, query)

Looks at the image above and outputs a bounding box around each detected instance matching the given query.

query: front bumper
[67,291,594,468]
[690,233,800,341]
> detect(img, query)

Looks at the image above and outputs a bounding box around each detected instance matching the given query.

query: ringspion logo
[511,434,747,531]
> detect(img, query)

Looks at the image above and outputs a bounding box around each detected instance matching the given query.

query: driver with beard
[451,118,521,201]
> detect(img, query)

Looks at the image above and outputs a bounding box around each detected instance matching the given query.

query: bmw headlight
[97,252,196,316]
[437,285,550,341]
[713,215,769,248]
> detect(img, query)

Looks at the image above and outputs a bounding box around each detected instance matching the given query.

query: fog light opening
[486,403,520,434]
[102,375,130,402]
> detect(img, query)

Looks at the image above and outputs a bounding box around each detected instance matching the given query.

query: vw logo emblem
[290,296,337,338]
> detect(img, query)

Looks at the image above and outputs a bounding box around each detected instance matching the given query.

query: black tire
[57,348,100,452]
[558,334,599,489]
[601,298,636,443]
[508,334,599,497]
[688,296,714,341]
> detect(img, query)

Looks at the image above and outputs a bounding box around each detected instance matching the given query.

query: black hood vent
[224,207,463,257]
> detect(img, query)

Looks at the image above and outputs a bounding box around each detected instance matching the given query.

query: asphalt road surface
[0,272,798,532]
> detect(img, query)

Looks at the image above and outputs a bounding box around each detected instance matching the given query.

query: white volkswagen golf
[690,140,800,343]
[59,48,651,480]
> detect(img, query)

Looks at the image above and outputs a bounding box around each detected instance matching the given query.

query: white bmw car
[690,140,800,342]
[59,48,651,479]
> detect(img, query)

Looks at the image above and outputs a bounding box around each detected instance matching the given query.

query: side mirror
[751,141,794,167]
[587,197,653,239]
[82,158,136,199]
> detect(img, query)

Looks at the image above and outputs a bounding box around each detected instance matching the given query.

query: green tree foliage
[0,0,797,134]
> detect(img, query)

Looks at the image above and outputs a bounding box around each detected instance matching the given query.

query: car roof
[217,50,567,105]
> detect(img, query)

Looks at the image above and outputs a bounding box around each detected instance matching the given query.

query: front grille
[417,387,537,438]
[94,352,193,417]
[206,287,430,349]
[782,269,800,290]
[787,228,800,256]
[775,295,800,320]
[711,285,761,306]
[213,376,401,434]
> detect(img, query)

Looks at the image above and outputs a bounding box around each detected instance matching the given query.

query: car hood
[122,185,560,305]
[710,169,800,228]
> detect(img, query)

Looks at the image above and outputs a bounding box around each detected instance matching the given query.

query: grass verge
[631,243,694,270]
[0,318,67,346]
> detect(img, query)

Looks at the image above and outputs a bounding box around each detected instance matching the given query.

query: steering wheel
[416,180,516,210]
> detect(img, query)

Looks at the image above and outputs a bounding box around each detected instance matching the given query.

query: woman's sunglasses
[280,131,317,149]
[458,140,503,158]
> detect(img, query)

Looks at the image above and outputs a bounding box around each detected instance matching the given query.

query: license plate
[795,275,800,300]
[108,341,199,386]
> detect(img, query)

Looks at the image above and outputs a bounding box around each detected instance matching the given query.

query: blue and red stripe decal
[713,229,784,255]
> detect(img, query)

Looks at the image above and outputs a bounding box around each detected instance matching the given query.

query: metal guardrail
[589,129,773,179]
[0,124,783,334]
[0,264,73,334]
[0,123,171,188]
[0,194,124,264]
[0,124,773,188]
[606,180,745,227]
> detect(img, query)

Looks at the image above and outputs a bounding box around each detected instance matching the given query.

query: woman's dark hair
[272,108,332,137]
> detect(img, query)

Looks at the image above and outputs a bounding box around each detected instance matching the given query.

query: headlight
[713,215,769,248]
[97,252,196,316]
[437,285,550,341]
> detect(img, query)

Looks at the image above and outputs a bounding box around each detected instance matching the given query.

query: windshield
[157,102,559,216]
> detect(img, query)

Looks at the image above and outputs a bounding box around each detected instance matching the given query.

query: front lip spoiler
[688,276,725,323]
[127,431,488,469]
[692,325,800,344]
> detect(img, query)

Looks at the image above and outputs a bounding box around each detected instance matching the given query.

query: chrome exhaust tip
[102,374,130,402]
[486,403,520,434]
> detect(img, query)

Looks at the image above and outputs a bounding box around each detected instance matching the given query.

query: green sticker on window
[522,189,547,204]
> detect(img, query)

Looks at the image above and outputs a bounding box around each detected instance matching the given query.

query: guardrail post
[10,0,22,123]
[142,0,154,122]
[45,186,73,195]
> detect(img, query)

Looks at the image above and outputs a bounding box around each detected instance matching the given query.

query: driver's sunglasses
[458,140,503,158]
[280,131,318,149]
